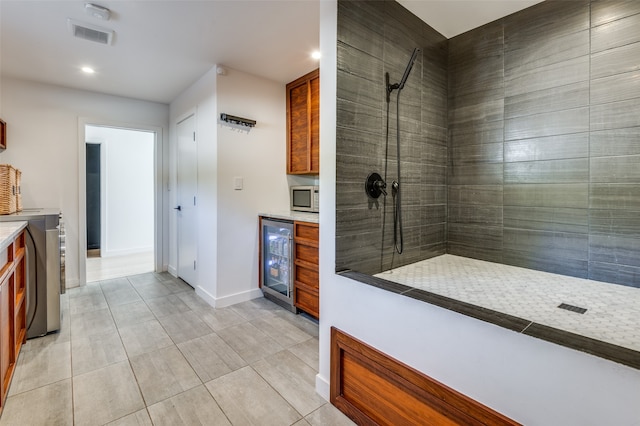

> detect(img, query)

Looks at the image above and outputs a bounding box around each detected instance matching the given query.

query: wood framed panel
[330,327,520,426]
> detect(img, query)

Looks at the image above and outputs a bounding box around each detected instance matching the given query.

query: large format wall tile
[591,70,640,105]
[504,184,589,209]
[505,81,589,119]
[504,158,589,184]
[505,56,589,98]
[504,133,589,163]
[504,107,590,141]
[591,0,640,27]
[504,206,589,234]
[591,42,640,79]
[591,127,640,157]
[591,12,640,53]
[336,0,640,288]
[590,184,640,210]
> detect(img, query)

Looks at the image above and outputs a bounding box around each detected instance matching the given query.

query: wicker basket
[15,169,22,212]
[0,165,17,215]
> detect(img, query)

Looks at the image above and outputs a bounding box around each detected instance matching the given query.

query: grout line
[520,321,534,334]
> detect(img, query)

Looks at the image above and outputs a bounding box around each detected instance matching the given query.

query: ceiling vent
[67,18,114,45]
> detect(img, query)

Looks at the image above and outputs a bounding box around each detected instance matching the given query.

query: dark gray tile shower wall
[449,0,640,287]
[336,0,640,288]
[335,0,448,274]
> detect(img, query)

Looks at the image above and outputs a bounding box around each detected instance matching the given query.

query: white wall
[169,65,291,307]
[85,126,154,256]
[214,68,290,305]
[318,2,640,425]
[0,77,169,287]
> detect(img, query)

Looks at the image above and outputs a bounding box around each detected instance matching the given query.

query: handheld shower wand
[386,47,420,255]
[386,48,420,102]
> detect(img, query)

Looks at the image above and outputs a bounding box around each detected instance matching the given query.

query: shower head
[386,47,420,102]
[397,48,420,90]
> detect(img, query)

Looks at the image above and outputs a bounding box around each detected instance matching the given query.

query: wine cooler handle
[289,235,294,293]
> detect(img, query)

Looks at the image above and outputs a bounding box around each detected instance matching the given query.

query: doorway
[83,124,157,282]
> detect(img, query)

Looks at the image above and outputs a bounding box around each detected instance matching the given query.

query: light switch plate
[234,176,243,190]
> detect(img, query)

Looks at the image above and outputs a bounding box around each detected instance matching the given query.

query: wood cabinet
[293,221,319,318]
[0,230,26,416]
[286,69,319,175]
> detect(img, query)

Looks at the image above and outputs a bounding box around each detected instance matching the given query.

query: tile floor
[376,254,640,352]
[0,272,353,426]
[86,251,155,283]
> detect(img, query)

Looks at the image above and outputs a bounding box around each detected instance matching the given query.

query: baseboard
[216,288,264,308]
[316,374,330,401]
[195,286,263,309]
[167,265,177,277]
[64,278,80,290]
[195,286,216,308]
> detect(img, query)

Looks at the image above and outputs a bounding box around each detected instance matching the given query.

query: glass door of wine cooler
[261,219,294,310]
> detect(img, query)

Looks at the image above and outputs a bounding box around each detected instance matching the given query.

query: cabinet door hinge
[193,260,196,270]
[193,131,196,141]
[193,196,196,206]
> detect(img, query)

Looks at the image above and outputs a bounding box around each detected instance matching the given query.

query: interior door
[176,115,198,287]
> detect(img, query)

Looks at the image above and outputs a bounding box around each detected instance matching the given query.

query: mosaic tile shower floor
[376,255,640,352]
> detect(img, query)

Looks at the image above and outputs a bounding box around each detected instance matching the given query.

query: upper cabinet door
[286,69,319,175]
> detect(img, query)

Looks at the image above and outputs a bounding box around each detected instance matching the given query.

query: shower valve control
[365,172,387,199]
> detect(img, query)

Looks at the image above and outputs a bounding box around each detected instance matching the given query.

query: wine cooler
[260,218,295,312]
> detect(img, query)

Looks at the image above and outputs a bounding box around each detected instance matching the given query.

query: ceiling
[1,0,543,105]
[399,0,544,39]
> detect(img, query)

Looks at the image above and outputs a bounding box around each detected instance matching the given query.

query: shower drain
[558,303,587,314]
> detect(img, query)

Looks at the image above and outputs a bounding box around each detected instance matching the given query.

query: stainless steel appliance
[261,218,295,312]
[0,209,64,338]
[290,185,319,213]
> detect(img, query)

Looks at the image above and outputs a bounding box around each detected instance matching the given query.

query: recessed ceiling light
[311,50,321,60]
[81,66,95,74]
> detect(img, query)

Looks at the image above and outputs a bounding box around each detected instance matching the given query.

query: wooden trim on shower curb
[330,327,520,426]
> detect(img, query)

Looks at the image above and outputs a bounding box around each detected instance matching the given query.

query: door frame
[78,118,164,286]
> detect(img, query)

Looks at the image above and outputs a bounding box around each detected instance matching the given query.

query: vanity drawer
[294,222,319,243]
[294,285,318,319]
[295,263,318,289]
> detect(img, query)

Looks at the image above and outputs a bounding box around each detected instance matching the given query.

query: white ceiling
[0,0,543,105]
[399,0,544,39]
[0,0,322,104]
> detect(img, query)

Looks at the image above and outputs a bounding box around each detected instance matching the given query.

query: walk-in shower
[365,47,420,257]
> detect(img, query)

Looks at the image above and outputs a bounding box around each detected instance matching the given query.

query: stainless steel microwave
[290,186,319,213]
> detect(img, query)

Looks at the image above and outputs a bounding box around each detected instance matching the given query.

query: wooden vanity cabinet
[293,221,319,318]
[0,231,26,416]
[286,69,320,175]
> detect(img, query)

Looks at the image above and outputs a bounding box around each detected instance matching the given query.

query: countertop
[0,221,27,252]
[259,211,319,224]
[0,208,60,221]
